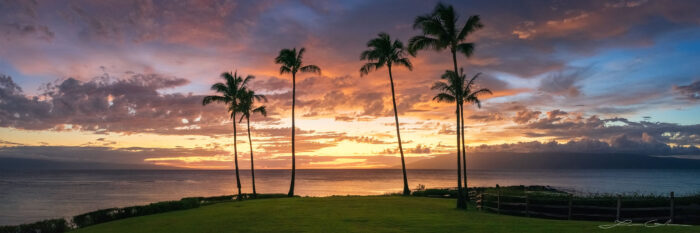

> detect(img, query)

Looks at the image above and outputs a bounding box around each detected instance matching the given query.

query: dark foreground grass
[74,196,697,233]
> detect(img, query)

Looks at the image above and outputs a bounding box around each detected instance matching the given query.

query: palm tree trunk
[247,116,256,197]
[388,65,410,196]
[451,49,466,209]
[288,72,296,197]
[461,102,469,204]
[232,113,242,199]
[451,50,459,78]
[456,103,465,209]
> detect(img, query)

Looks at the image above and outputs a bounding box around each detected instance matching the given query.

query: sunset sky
[1,0,699,169]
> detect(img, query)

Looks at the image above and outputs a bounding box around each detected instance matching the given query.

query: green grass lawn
[73,196,697,233]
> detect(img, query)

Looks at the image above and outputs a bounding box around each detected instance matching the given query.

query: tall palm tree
[202,71,254,199]
[410,2,483,209]
[359,32,413,196]
[237,89,267,198]
[275,47,321,197]
[458,71,492,203]
[431,69,466,209]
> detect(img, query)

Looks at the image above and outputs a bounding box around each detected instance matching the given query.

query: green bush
[72,198,202,228]
[3,193,292,231]
[412,188,457,198]
[0,218,68,233]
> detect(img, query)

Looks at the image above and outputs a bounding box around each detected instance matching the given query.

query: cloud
[382,144,432,154]
[1,1,700,169]
[0,0,54,42]
[467,113,504,122]
[0,73,239,135]
[513,109,541,124]
[511,109,700,147]
[538,67,590,97]
[673,80,700,101]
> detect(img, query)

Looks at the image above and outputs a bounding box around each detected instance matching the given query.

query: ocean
[1,169,699,225]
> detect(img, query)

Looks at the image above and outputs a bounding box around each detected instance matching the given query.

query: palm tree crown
[202,71,254,112]
[360,32,413,76]
[433,69,492,104]
[237,89,268,122]
[408,2,483,58]
[275,47,321,76]
[431,70,462,103]
[462,72,493,108]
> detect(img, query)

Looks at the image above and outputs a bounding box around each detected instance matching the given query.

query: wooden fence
[476,191,700,224]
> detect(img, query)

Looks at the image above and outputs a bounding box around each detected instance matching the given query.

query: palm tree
[458,71,492,203]
[431,69,467,209]
[202,71,254,199]
[359,32,413,196]
[275,47,321,197]
[410,2,483,209]
[237,89,267,198]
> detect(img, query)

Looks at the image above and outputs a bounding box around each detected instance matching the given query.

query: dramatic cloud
[510,109,700,147]
[513,109,541,124]
[0,73,237,135]
[1,0,700,168]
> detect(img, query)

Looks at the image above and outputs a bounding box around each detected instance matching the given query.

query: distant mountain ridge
[404,152,700,169]
[0,157,176,170]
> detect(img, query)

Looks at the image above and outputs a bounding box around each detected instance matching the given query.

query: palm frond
[275,48,298,74]
[432,92,456,103]
[408,35,442,55]
[466,72,482,88]
[241,75,255,88]
[296,47,305,63]
[458,15,483,40]
[300,65,321,74]
[431,81,450,91]
[359,62,382,76]
[254,94,267,102]
[395,58,413,71]
[253,106,267,117]
[202,95,228,106]
[456,42,475,58]
[470,88,493,98]
[412,14,433,29]
[279,66,292,74]
[239,113,246,123]
[210,82,228,94]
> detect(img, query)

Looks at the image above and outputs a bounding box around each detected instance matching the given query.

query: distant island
[405,152,700,170]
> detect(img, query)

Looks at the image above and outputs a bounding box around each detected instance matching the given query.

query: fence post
[497,190,501,215]
[568,194,573,220]
[525,193,530,217]
[670,191,675,223]
[616,195,621,221]
[478,190,483,212]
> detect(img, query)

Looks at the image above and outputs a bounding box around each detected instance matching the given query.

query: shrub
[72,198,202,228]
[5,193,292,230]
[0,218,68,233]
